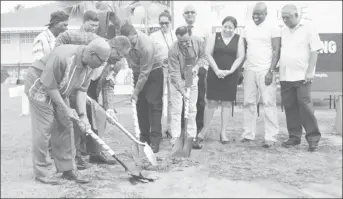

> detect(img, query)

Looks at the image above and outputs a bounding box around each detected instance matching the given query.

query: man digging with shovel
[168,26,209,157]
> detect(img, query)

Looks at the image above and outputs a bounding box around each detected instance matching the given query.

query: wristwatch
[269,69,274,73]
[78,113,85,117]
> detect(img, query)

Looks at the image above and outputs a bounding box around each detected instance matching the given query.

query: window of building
[20,32,39,44]
[1,33,11,44]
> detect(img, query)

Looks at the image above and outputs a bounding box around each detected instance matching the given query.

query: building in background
[1,1,170,84]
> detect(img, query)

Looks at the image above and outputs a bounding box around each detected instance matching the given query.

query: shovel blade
[132,143,157,166]
[171,137,185,157]
[182,137,193,158]
[132,144,145,162]
[143,144,157,166]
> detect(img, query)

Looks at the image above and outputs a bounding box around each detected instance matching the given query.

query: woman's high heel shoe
[220,134,230,144]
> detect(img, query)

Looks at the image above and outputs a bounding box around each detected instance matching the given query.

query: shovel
[171,88,191,157]
[130,99,148,163]
[171,65,194,158]
[86,96,157,166]
[84,128,155,183]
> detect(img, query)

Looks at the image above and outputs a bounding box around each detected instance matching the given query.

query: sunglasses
[184,11,196,15]
[159,22,170,26]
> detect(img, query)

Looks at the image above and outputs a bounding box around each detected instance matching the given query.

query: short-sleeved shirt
[279,20,323,82]
[27,45,93,104]
[32,29,56,61]
[243,20,281,71]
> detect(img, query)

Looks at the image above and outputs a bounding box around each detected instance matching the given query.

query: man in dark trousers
[120,23,164,153]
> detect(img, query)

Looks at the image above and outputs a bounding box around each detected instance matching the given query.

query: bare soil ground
[1,83,342,198]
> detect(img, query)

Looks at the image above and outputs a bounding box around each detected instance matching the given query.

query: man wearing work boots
[168,26,208,157]
[24,38,111,184]
[120,23,164,153]
[56,25,131,168]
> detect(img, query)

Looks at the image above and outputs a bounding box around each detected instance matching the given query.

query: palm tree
[13,4,25,12]
[57,1,141,26]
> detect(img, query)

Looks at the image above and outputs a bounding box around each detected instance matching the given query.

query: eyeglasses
[159,22,170,26]
[92,52,107,65]
[184,11,196,15]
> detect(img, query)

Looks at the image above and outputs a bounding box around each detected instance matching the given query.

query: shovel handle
[184,88,191,119]
[106,112,145,146]
[85,128,130,172]
[86,96,144,146]
[131,71,141,140]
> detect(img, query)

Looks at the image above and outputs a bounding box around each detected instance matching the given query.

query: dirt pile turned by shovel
[1,89,342,198]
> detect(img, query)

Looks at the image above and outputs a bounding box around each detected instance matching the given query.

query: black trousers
[280,81,321,144]
[72,79,102,157]
[181,67,207,134]
[134,68,164,145]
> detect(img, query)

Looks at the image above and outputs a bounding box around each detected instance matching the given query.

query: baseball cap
[45,11,69,26]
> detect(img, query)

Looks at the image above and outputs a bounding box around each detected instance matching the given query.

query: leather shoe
[308,142,319,152]
[150,142,160,153]
[282,139,301,148]
[62,170,90,184]
[89,152,116,165]
[262,140,275,148]
[192,138,203,149]
[35,176,61,185]
[75,156,89,170]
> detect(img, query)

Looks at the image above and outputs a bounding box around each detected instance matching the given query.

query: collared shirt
[243,19,281,71]
[55,26,119,110]
[126,30,164,94]
[55,26,100,47]
[184,23,210,70]
[150,29,177,61]
[168,36,206,93]
[279,20,323,82]
[32,28,56,61]
[27,45,92,104]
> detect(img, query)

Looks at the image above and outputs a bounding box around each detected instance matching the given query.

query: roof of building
[1,2,167,32]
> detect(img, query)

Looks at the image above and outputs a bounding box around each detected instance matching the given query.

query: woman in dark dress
[196,16,245,145]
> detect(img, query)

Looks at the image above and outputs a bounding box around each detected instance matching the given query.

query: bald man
[279,4,323,152]
[24,38,110,185]
[182,5,210,142]
[241,2,281,148]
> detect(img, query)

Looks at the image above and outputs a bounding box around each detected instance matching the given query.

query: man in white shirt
[31,11,69,170]
[182,5,210,146]
[241,2,281,147]
[279,4,323,152]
